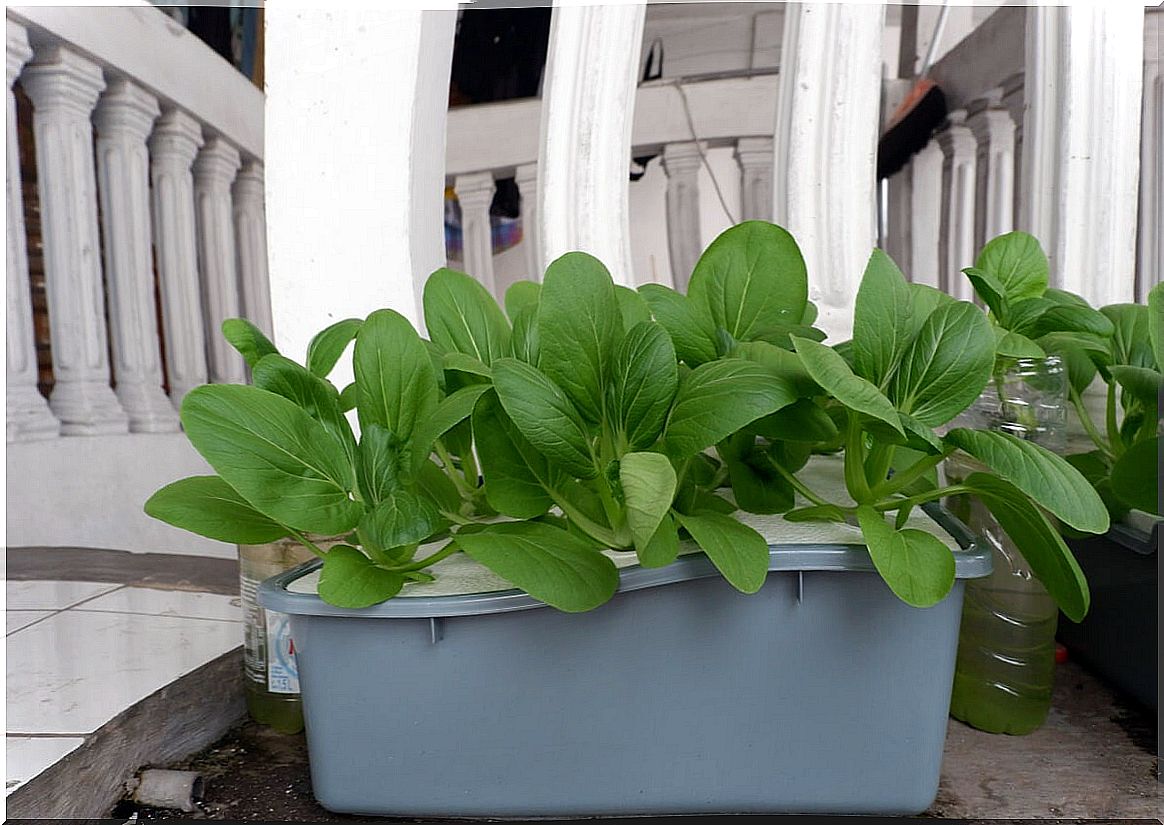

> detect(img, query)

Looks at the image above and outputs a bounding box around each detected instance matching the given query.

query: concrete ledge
[5,648,245,819]
[6,433,234,558]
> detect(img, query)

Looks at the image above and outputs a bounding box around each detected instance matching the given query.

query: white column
[21,45,128,435]
[149,108,208,405]
[936,111,977,302]
[93,78,179,433]
[967,93,1016,255]
[773,2,884,341]
[735,137,774,223]
[233,160,273,336]
[266,10,454,367]
[6,21,59,442]
[884,162,912,276]
[909,140,943,289]
[539,3,645,285]
[1021,5,1144,306]
[1137,13,1161,303]
[513,162,541,281]
[661,141,703,292]
[454,171,497,295]
[193,134,245,385]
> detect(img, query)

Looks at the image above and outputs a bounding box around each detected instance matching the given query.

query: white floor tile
[75,587,242,622]
[5,735,85,794]
[6,611,241,735]
[6,611,54,635]
[5,581,120,611]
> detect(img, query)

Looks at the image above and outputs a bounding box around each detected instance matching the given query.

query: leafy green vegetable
[856,506,955,608]
[674,510,769,594]
[222,318,278,368]
[306,318,362,378]
[145,476,289,544]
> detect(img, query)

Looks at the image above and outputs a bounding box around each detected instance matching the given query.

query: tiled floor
[5,580,242,795]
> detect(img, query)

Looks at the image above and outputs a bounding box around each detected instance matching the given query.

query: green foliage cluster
[146,222,1119,619]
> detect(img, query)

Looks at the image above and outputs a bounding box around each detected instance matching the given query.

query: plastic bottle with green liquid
[944,356,1067,735]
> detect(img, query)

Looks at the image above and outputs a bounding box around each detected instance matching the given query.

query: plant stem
[871,484,973,513]
[844,411,872,503]
[1105,381,1123,457]
[869,447,954,499]
[864,443,895,489]
[286,528,327,559]
[770,461,830,507]
[1069,385,1114,458]
[392,541,460,573]
[434,441,475,498]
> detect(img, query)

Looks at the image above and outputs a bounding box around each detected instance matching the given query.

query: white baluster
[513,162,541,281]
[967,92,1016,253]
[773,2,884,341]
[21,44,128,435]
[1021,5,1144,306]
[454,171,497,295]
[93,77,179,433]
[6,21,58,441]
[936,111,977,302]
[1000,73,1025,237]
[661,141,702,291]
[539,3,645,285]
[734,137,774,223]
[149,108,208,406]
[884,162,912,274]
[1137,16,1162,302]
[233,159,273,336]
[909,140,943,289]
[193,134,245,384]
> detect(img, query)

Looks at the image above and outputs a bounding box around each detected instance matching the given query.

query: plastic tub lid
[259,500,989,619]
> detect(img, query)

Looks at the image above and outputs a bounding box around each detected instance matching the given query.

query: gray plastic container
[260,506,989,817]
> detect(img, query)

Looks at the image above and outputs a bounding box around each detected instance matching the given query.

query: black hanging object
[876,78,947,179]
[630,39,664,182]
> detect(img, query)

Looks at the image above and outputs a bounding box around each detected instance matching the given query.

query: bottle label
[265,609,300,694]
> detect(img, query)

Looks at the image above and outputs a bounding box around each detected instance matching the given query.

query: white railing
[6,5,267,557]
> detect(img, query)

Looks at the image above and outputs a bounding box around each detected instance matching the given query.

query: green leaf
[317,545,405,608]
[674,510,769,594]
[784,504,847,523]
[413,384,491,459]
[730,339,821,397]
[1101,303,1156,368]
[749,398,838,443]
[958,472,1090,621]
[1110,365,1163,406]
[504,280,541,321]
[663,358,798,459]
[492,358,596,479]
[856,506,955,608]
[180,385,361,535]
[221,318,278,369]
[423,268,511,366]
[338,382,358,412]
[473,389,559,518]
[637,513,680,568]
[974,231,1049,302]
[454,521,619,612]
[356,424,408,505]
[620,451,678,555]
[306,318,362,378]
[963,267,1009,321]
[890,301,995,426]
[144,475,289,544]
[853,249,914,386]
[509,303,540,365]
[416,458,462,516]
[687,221,808,342]
[792,336,904,436]
[612,322,678,450]
[638,283,718,367]
[252,353,357,468]
[1008,297,1054,336]
[442,351,492,379]
[537,252,623,423]
[1110,436,1159,515]
[614,284,652,329]
[1148,282,1163,370]
[907,283,955,336]
[994,328,1046,359]
[1031,304,1115,340]
[353,309,439,445]
[723,448,794,514]
[945,428,1109,534]
[359,488,444,555]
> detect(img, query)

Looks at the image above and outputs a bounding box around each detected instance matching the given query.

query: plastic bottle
[238,537,316,734]
[944,356,1067,735]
